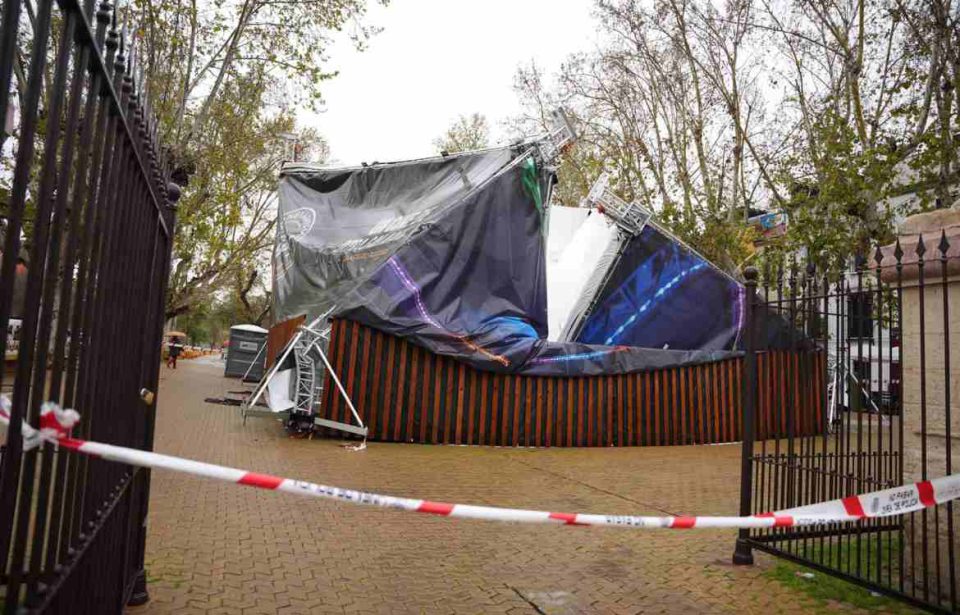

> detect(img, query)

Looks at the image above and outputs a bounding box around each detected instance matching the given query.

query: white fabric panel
[266,368,296,413]
[546,208,621,341]
[545,206,590,265]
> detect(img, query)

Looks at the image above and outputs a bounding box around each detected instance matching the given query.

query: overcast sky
[299,0,597,166]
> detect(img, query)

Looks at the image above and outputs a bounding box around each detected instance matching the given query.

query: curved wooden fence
[318,319,825,447]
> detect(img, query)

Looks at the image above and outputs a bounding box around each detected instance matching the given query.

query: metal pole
[733,266,759,565]
[243,330,303,421]
[311,336,365,430]
[240,340,268,382]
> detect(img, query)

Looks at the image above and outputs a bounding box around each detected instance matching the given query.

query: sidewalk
[134,359,842,614]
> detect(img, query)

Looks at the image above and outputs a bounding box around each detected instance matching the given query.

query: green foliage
[773,110,899,268]
[510,0,960,274]
[127,0,380,321]
[177,290,265,345]
[433,113,489,154]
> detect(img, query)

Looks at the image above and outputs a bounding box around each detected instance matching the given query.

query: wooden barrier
[318,319,825,447]
[266,315,305,369]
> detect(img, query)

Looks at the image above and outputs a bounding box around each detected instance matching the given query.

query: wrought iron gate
[0,0,179,612]
[735,242,958,613]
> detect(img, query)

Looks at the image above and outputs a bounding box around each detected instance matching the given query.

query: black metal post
[733,266,759,565]
[127,183,180,607]
[0,1,178,609]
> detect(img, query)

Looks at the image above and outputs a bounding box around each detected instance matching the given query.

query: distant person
[9,247,28,318]
[166,337,184,369]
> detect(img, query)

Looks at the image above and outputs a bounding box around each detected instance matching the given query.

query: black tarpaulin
[273,147,742,376]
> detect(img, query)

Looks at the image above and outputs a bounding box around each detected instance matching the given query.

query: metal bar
[733,267,758,565]
[0,1,60,604]
[58,0,169,228]
[240,341,268,382]
[939,230,956,611]
[917,236,929,601]
[304,326,365,430]
[312,417,369,437]
[46,14,98,570]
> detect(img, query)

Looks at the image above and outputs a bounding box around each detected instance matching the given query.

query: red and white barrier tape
[2,397,958,529]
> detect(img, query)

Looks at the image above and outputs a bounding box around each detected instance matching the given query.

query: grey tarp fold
[274,146,742,376]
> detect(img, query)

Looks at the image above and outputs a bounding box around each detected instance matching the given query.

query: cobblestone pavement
[133,359,857,614]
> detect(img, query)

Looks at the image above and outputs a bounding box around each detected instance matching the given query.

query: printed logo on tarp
[274,207,317,276]
[6,318,20,358]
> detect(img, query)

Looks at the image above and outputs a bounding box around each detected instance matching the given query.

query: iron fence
[735,238,958,613]
[0,0,179,612]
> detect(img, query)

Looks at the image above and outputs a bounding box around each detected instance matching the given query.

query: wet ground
[132,358,860,614]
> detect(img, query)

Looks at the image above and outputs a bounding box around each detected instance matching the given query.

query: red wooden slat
[343,321,361,425]
[641,371,649,445]
[391,334,404,439]
[381,333,395,440]
[405,345,418,441]
[319,322,335,420]
[479,371,489,446]
[779,351,787,436]
[367,328,384,439]
[329,319,347,419]
[443,359,454,443]
[724,360,731,443]
[455,363,466,445]
[652,371,661,445]
[324,320,821,448]
[534,377,543,447]
[735,358,743,441]
[590,376,596,447]
[420,350,432,443]
[606,376,614,446]
[522,377,530,447]
[694,365,703,444]
[394,340,408,442]
[544,377,554,448]
[500,374,510,445]
[622,373,630,446]
[633,373,640,446]
[357,322,372,429]
[626,373,633,445]
[431,354,443,443]
[574,378,586,446]
[708,363,717,443]
[678,367,688,445]
[266,315,305,370]
[512,375,522,447]
[466,368,476,445]
[755,353,763,439]
[668,369,676,445]
[725,360,733,442]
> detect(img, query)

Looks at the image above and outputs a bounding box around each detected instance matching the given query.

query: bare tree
[512,0,960,268]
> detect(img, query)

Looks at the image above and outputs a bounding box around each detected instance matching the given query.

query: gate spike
[939,228,950,258]
[915,234,926,259]
[893,237,903,263]
[873,244,884,267]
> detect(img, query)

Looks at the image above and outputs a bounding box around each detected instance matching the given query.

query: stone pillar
[878,207,960,602]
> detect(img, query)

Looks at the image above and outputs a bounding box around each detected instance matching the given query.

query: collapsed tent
[272,142,745,378]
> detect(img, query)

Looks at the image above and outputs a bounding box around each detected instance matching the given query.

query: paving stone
[127,360,854,614]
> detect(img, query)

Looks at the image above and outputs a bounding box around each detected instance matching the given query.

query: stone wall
[899,276,960,479]
[878,207,960,602]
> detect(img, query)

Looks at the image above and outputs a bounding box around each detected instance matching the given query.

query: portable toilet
[224,324,268,380]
